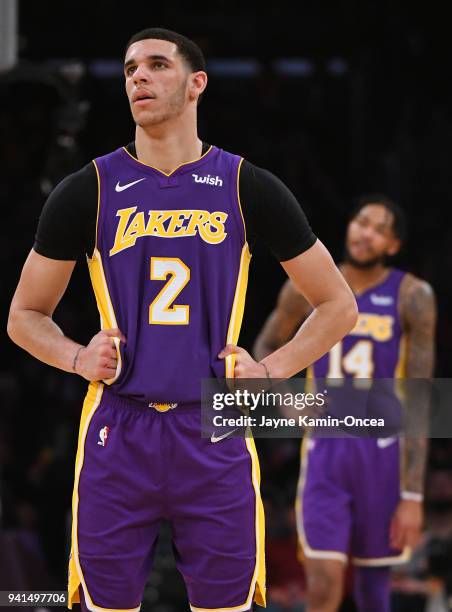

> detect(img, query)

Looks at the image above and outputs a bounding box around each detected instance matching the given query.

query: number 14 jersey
[312,268,407,380]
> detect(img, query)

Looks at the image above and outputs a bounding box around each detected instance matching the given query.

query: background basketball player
[7,28,357,612]
[254,195,437,612]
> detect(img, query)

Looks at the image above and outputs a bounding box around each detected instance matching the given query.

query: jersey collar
[121,142,214,177]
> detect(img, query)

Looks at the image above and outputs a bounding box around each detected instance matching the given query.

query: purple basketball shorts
[68,382,266,611]
[296,436,411,566]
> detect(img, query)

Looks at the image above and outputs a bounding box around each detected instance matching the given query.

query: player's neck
[134,119,203,174]
[340,262,390,295]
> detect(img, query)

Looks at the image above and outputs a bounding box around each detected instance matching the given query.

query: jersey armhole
[90,159,102,259]
[236,157,248,246]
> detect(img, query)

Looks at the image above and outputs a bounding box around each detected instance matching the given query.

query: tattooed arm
[390,274,436,550]
[400,274,436,491]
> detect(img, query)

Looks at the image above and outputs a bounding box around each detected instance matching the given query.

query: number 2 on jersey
[149,257,190,325]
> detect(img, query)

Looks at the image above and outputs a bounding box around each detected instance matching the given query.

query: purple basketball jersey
[68,147,266,611]
[89,146,249,405]
[312,268,406,380]
[298,269,411,565]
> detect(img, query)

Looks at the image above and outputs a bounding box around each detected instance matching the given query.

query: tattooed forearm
[402,434,429,494]
[400,277,436,378]
[399,276,437,494]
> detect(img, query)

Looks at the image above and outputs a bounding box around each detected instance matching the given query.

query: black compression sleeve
[239,160,317,261]
[33,163,98,260]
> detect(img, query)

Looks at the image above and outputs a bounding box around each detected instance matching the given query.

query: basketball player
[254,196,436,612]
[8,29,358,612]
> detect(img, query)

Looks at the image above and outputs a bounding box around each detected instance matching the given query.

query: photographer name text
[212,414,385,428]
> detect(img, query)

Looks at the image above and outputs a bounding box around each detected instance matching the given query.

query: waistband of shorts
[102,386,200,414]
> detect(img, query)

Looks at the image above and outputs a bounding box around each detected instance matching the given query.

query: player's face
[124,39,199,127]
[345,204,401,268]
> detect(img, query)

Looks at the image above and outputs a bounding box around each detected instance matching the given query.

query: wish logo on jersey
[370,293,394,307]
[110,207,229,255]
[192,173,223,186]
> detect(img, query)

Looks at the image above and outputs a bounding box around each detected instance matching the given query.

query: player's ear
[188,71,207,102]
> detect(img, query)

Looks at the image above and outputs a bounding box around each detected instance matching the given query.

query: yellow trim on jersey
[305,365,316,394]
[394,332,408,403]
[92,160,101,254]
[225,244,252,378]
[224,156,250,377]
[352,548,411,566]
[246,434,266,608]
[394,333,408,379]
[122,145,213,177]
[199,160,264,610]
[86,248,122,384]
[189,433,266,612]
[236,157,247,243]
[295,436,348,564]
[295,437,411,567]
[68,383,141,612]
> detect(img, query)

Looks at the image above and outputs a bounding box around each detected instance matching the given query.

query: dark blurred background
[1,1,452,610]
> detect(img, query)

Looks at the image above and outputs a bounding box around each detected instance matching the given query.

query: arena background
[1,2,452,610]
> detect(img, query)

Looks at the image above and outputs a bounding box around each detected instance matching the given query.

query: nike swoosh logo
[377,437,397,449]
[115,178,146,192]
[211,428,238,443]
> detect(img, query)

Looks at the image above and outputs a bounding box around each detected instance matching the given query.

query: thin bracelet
[72,346,84,373]
[401,491,424,502]
[261,361,272,385]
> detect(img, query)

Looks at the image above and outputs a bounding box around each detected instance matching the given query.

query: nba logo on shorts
[98,426,110,447]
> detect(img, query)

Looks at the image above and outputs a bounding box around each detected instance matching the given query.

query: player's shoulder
[239,159,294,205]
[52,161,97,196]
[399,271,435,318]
[42,161,98,219]
[93,145,128,165]
[400,271,434,297]
[240,158,283,183]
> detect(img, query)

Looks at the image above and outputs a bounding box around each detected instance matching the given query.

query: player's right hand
[74,328,126,382]
[390,499,423,551]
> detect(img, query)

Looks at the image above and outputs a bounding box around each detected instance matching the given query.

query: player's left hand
[390,499,423,551]
[218,344,269,379]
